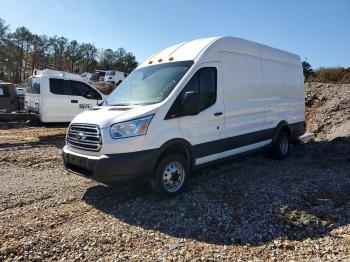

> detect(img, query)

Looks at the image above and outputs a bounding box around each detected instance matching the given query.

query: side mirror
[181,91,199,115]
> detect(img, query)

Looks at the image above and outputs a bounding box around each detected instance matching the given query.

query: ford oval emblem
[77,132,87,141]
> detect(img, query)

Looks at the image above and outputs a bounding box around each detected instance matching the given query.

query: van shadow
[0,122,69,130]
[0,133,66,150]
[83,137,350,246]
[38,133,66,148]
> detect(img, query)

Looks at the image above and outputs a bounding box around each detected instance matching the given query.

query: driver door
[178,62,224,165]
[68,80,101,121]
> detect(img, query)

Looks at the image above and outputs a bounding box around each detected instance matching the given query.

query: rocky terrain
[0,83,349,261]
[305,82,350,140]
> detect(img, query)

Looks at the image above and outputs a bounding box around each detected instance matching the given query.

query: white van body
[25,69,105,123]
[63,36,305,195]
[104,70,127,84]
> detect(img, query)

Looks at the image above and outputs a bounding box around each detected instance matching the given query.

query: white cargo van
[26,69,105,123]
[63,36,305,196]
[104,70,127,84]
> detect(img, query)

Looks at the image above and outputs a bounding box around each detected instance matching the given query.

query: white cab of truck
[25,69,105,123]
[63,36,305,197]
[104,70,127,84]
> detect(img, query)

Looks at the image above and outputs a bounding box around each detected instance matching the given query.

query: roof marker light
[158,58,163,63]
[148,61,153,64]
[169,57,174,61]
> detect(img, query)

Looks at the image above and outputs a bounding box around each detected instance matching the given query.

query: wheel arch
[272,121,291,144]
[152,138,194,173]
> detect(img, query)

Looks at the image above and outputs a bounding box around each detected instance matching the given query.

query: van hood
[71,104,159,128]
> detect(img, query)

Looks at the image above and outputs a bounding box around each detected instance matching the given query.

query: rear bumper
[62,146,156,184]
[290,121,306,142]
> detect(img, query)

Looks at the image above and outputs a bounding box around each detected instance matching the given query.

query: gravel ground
[0,83,350,261]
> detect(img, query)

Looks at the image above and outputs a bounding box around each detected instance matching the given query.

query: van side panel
[221,51,265,139]
[259,45,304,129]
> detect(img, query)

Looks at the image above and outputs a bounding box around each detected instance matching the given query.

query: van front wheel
[151,154,189,197]
[272,130,290,159]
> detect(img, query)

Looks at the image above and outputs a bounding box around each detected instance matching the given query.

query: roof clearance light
[158,58,163,63]
[169,57,174,61]
[148,61,153,64]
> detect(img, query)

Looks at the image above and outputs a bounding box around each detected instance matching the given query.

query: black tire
[151,154,190,197]
[271,130,290,159]
[28,115,41,126]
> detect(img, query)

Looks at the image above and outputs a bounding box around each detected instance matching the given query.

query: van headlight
[110,115,154,139]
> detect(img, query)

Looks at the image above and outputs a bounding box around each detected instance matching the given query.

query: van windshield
[27,77,41,94]
[103,61,194,106]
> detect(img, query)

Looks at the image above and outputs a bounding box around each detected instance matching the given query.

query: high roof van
[26,69,105,122]
[62,36,305,197]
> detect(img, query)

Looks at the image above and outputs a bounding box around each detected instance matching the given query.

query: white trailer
[63,36,305,196]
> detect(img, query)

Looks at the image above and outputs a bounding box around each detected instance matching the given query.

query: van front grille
[67,124,102,151]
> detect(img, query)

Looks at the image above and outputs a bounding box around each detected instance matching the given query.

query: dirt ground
[0,83,350,261]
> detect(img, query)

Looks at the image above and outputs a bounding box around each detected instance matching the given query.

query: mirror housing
[182,91,199,115]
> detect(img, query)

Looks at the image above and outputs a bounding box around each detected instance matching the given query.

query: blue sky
[1,0,349,68]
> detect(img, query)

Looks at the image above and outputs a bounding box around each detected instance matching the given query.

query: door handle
[214,112,223,116]
[71,100,78,103]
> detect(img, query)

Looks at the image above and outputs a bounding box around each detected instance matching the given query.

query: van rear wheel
[151,154,189,197]
[272,130,290,159]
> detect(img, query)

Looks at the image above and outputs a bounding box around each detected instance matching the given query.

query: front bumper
[62,146,156,184]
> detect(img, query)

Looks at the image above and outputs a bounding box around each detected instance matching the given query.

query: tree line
[0,18,138,83]
[303,61,350,84]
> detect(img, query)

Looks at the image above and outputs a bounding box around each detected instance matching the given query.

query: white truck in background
[104,70,127,84]
[25,69,105,123]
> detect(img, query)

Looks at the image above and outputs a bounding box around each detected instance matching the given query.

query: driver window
[181,67,217,111]
[198,67,217,111]
[166,67,217,119]
[70,81,101,99]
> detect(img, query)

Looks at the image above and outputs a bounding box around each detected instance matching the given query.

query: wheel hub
[280,135,289,156]
[162,161,185,193]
